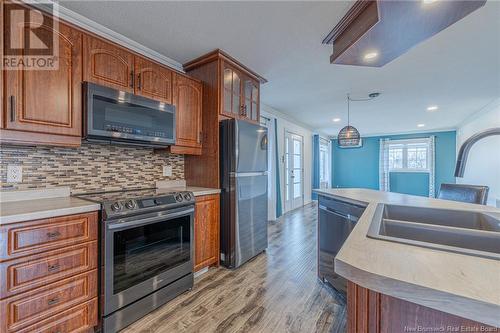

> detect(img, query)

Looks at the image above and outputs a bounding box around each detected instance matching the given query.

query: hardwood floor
[122,202,346,333]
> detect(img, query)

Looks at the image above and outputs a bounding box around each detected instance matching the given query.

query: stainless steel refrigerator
[220,119,268,268]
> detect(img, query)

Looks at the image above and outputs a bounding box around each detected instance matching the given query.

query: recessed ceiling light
[332,118,341,122]
[363,52,378,61]
[426,105,439,111]
[417,123,425,128]
[423,0,437,4]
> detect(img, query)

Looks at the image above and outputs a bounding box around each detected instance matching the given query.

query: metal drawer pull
[46,231,61,239]
[48,264,60,272]
[47,298,59,306]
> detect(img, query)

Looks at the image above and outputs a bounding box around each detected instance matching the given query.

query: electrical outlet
[163,165,172,177]
[7,165,22,183]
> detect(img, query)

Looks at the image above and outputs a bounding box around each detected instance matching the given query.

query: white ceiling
[60,0,500,136]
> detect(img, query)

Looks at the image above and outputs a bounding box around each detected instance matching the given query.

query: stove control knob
[111,202,122,212]
[175,193,184,202]
[125,200,136,209]
[183,193,192,201]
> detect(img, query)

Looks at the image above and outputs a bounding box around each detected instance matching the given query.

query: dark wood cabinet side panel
[185,61,220,189]
[347,281,496,333]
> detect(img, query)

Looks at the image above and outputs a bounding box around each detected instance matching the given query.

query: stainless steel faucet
[455,128,500,177]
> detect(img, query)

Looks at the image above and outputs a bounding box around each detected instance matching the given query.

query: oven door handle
[107,208,194,230]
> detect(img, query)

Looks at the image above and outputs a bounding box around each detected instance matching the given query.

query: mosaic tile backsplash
[0,143,184,193]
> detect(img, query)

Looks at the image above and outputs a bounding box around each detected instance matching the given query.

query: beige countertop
[0,195,100,225]
[314,188,500,327]
[156,180,220,197]
[163,186,221,197]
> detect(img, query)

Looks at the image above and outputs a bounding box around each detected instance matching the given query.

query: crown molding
[455,98,500,129]
[26,0,184,72]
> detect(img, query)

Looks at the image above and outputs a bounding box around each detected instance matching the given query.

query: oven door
[103,206,193,316]
[84,82,176,146]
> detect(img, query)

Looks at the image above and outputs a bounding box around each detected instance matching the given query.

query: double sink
[367,204,500,260]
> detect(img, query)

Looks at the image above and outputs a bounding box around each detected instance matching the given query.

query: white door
[284,131,304,212]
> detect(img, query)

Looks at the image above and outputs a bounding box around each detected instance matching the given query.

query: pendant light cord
[347,94,350,126]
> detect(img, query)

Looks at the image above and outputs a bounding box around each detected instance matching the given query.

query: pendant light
[338,94,361,147]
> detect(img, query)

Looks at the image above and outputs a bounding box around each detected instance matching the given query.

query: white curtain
[379,138,391,192]
[428,135,436,197]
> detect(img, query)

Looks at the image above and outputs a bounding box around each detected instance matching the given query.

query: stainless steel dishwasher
[318,195,367,294]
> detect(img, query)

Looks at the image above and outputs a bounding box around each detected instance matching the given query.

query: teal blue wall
[332,131,456,197]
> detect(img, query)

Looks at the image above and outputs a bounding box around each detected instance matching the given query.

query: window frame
[319,137,330,188]
[387,138,431,173]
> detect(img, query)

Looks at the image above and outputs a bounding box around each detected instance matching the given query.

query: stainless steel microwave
[83,82,176,147]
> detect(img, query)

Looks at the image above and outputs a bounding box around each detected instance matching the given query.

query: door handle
[10,96,15,122]
[137,73,141,90]
[130,71,134,88]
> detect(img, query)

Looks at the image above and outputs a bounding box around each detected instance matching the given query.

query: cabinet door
[194,194,220,272]
[221,63,242,118]
[83,35,134,92]
[135,57,173,104]
[243,76,260,123]
[172,74,202,149]
[4,17,82,136]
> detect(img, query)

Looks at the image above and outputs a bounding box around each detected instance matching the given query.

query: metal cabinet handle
[47,298,59,306]
[130,71,134,88]
[137,73,141,90]
[48,264,60,272]
[198,131,202,144]
[47,231,61,239]
[10,96,15,122]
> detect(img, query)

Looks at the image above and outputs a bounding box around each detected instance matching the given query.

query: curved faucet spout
[455,128,500,177]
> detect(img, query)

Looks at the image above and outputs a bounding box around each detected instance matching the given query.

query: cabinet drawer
[15,297,98,333]
[0,212,98,262]
[0,270,97,332]
[0,242,97,299]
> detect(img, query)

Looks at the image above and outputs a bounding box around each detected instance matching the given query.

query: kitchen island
[314,188,500,331]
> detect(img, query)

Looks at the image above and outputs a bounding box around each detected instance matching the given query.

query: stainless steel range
[74,188,195,333]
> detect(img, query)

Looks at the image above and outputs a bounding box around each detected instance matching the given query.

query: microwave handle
[107,208,194,230]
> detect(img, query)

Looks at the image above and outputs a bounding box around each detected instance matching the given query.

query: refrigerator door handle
[230,171,268,177]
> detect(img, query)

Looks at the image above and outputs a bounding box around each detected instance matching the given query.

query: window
[388,139,430,172]
[319,138,330,188]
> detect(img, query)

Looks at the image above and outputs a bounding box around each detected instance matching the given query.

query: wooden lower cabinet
[0,270,97,332]
[0,212,99,333]
[16,298,98,333]
[347,281,496,332]
[194,194,220,272]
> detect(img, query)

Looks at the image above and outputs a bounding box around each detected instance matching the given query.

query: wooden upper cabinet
[3,15,82,137]
[221,62,242,118]
[83,35,134,92]
[242,76,260,123]
[135,57,173,104]
[171,73,202,153]
[220,60,260,123]
[194,194,220,272]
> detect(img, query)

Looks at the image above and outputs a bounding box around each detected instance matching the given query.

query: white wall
[456,99,500,207]
[261,104,315,217]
